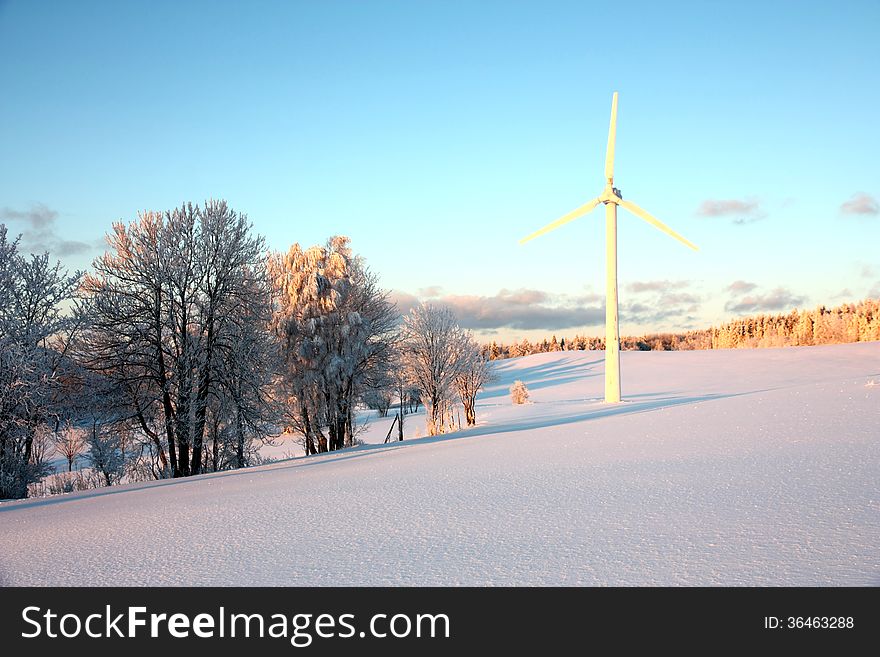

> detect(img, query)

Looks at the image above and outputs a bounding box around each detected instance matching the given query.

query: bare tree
[395,362,408,441]
[363,387,393,417]
[53,420,86,472]
[213,297,282,470]
[79,200,275,479]
[455,338,494,426]
[399,304,470,436]
[0,224,80,498]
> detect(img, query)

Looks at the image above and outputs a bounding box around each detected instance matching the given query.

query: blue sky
[1,0,878,341]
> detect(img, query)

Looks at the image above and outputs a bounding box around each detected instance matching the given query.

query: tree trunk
[153,293,178,478]
[345,408,354,447]
[191,316,215,476]
[175,362,192,477]
[398,383,405,441]
[328,422,337,452]
[301,406,316,455]
[160,385,177,477]
[464,395,476,426]
[235,407,245,469]
[211,421,219,472]
[134,407,168,475]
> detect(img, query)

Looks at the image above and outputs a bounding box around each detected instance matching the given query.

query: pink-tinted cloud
[390,283,700,332]
[840,193,879,216]
[726,280,758,295]
[696,199,764,224]
[725,287,806,313]
[428,290,603,330]
[388,290,420,318]
[418,285,444,298]
[626,279,690,294]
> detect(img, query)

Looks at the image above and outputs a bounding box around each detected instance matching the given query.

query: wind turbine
[520,92,698,403]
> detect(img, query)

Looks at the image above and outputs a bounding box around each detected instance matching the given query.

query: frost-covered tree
[363,387,394,417]
[54,359,158,484]
[78,200,277,479]
[394,360,413,441]
[270,237,397,453]
[211,300,281,470]
[86,425,125,487]
[0,224,81,498]
[455,336,494,426]
[29,427,53,477]
[399,303,472,436]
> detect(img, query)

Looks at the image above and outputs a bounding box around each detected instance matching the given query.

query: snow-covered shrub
[509,380,530,404]
[39,470,101,496]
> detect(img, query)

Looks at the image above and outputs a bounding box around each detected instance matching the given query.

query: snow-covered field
[1,343,878,586]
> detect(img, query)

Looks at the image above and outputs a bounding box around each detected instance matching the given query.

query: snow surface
[1,343,878,586]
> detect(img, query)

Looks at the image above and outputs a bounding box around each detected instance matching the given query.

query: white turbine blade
[618,198,699,251]
[519,198,601,244]
[604,92,618,181]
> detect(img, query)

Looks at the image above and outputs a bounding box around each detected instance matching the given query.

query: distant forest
[482,298,880,360]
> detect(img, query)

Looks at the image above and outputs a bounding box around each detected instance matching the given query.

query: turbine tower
[520,92,698,403]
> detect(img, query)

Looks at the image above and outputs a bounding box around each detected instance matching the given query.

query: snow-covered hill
[1,343,878,586]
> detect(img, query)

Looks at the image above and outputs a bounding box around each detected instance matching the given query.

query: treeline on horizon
[481,298,880,360]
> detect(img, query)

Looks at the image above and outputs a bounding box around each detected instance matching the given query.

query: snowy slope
[1,343,879,586]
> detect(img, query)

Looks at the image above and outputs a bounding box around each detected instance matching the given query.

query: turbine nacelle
[600,186,622,204]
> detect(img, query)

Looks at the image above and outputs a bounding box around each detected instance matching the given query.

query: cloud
[390,287,605,331]
[388,290,421,318]
[860,265,876,279]
[620,300,698,326]
[869,282,880,300]
[0,203,96,256]
[620,280,701,326]
[696,198,764,224]
[391,281,703,333]
[570,290,604,305]
[724,287,806,314]
[626,279,690,294]
[840,193,879,216]
[434,291,604,331]
[660,292,701,306]
[494,288,550,305]
[418,285,444,298]
[726,280,758,295]
[1,203,58,229]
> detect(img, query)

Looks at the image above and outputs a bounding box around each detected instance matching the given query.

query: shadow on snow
[0,388,743,514]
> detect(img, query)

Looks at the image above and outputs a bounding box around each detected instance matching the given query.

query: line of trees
[482,298,880,360]
[1,201,494,499]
